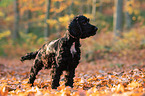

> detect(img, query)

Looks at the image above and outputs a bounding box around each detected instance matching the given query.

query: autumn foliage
[0,0,145,95]
[0,56,145,96]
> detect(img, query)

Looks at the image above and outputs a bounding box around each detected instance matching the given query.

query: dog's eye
[83,22,87,25]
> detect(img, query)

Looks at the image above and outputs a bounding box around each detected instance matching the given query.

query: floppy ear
[68,17,81,38]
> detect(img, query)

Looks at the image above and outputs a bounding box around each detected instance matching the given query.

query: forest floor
[0,56,145,96]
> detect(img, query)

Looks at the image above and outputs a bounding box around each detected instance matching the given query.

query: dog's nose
[94,27,98,31]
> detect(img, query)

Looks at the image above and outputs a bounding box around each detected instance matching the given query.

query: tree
[99,0,103,13]
[44,0,51,40]
[54,0,60,37]
[92,0,96,19]
[87,0,91,14]
[113,0,123,37]
[68,0,74,15]
[125,0,132,29]
[13,0,20,39]
[25,10,32,34]
[79,0,84,14]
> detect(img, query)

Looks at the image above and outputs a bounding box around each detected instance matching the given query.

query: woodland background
[0,0,145,95]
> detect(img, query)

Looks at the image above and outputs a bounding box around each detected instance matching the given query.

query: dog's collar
[68,31,78,39]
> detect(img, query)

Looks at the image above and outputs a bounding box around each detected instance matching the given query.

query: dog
[21,15,98,89]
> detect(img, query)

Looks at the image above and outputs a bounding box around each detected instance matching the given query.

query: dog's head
[68,15,98,39]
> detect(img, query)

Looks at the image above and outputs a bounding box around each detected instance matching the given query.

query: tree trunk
[44,0,51,40]
[125,0,132,29]
[55,1,60,37]
[87,0,91,14]
[92,0,96,19]
[79,0,83,14]
[13,0,20,39]
[68,0,74,15]
[99,0,103,13]
[125,12,132,29]
[113,0,123,37]
[26,10,32,34]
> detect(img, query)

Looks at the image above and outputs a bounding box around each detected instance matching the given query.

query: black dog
[21,15,98,89]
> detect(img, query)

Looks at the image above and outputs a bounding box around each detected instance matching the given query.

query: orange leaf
[114,84,125,93]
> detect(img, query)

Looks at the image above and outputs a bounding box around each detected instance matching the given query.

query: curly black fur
[20,15,98,89]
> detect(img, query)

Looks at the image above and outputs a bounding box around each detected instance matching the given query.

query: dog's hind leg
[28,59,44,86]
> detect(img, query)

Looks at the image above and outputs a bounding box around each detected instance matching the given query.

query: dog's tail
[20,51,38,62]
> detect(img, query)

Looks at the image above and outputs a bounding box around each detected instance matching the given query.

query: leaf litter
[0,58,145,96]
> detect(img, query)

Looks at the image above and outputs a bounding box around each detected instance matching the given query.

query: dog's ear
[68,16,82,38]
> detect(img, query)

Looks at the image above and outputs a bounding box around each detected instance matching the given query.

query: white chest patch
[70,42,77,57]
[46,39,57,53]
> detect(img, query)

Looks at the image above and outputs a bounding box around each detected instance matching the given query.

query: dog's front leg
[65,69,75,88]
[51,66,63,89]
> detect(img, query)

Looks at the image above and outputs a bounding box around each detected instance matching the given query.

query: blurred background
[0,0,145,63]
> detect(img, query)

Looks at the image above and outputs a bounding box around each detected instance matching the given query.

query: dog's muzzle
[94,27,98,32]
[91,26,98,36]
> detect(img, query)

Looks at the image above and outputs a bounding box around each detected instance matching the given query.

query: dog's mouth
[91,27,98,36]
[80,27,98,39]
[94,27,98,32]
